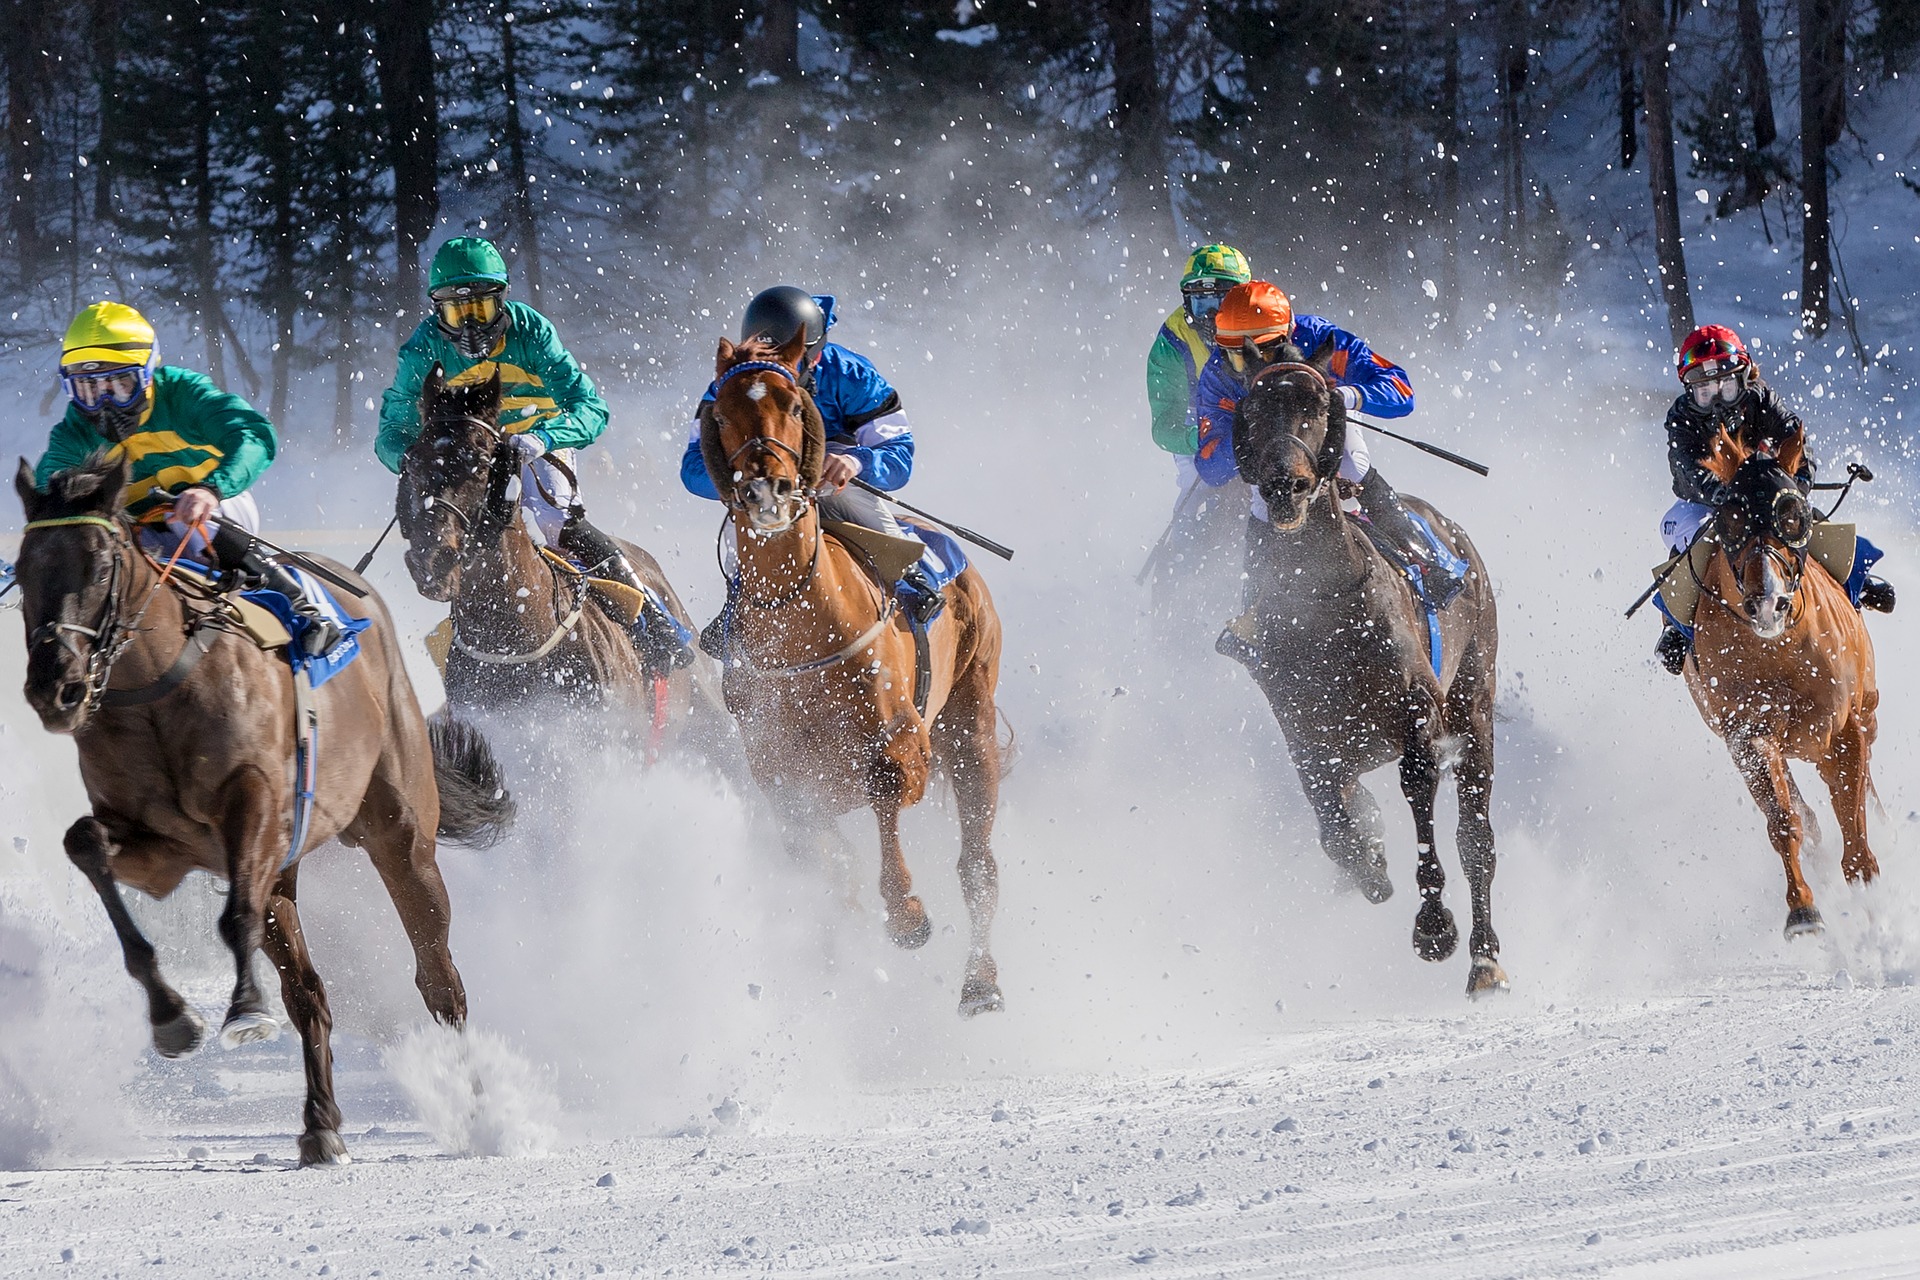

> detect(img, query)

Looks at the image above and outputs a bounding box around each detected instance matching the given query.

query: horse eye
[424,496,436,510]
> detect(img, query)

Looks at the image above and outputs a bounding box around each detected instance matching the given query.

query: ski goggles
[431,286,503,331]
[1222,335,1289,375]
[60,361,152,411]
[1182,284,1230,326]
[1682,360,1746,408]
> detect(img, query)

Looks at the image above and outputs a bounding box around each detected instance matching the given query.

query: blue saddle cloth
[1656,534,1884,642]
[898,517,969,592]
[1355,510,1465,678]
[241,568,372,689]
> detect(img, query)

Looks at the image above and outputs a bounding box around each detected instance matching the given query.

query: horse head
[1233,338,1344,531]
[702,333,824,534]
[13,451,132,733]
[399,364,514,601]
[1715,451,1811,640]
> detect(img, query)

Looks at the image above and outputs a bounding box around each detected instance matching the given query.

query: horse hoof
[219,1011,280,1049]
[1354,866,1394,905]
[1466,957,1510,1000]
[959,979,1004,1018]
[1784,906,1825,940]
[299,1130,351,1168]
[152,1008,206,1059]
[1413,908,1459,963]
[887,899,932,950]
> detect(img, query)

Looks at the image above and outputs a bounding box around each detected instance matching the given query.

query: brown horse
[397,367,714,753]
[700,334,1006,1016]
[14,453,513,1166]
[1230,350,1506,998]
[1680,429,1880,937]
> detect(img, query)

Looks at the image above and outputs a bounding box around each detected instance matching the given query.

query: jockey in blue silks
[680,286,942,624]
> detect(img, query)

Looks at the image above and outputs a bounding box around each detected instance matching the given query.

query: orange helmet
[1214,281,1294,349]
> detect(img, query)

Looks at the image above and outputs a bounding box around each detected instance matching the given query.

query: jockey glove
[508,432,546,464]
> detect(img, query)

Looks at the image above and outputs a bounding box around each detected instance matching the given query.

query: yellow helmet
[61,301,157,372]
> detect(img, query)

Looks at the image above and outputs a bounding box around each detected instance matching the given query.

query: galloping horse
[397,367,710,749]
[1680,431,1880,937]
[700,334,1006,1016]
[14,453,512,1165]
[1230,347,1505,998]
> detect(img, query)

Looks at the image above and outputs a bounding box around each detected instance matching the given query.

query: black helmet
[740,286,826,356]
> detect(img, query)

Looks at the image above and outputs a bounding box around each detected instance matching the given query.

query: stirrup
[1215,612,1260,668]
[296,608,345,658]
[897,568,945,627]
[633,600,695,672]
[1861,576,1896,614]
[1654,625,1690,675]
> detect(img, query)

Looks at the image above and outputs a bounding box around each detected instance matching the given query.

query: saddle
[1347,507,1466,677]
[1653,519,1868,635]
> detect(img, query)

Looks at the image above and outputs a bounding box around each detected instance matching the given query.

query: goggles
[1222,335,1288,375]
[1184,291,1224,326]
[432,286,503,331]
[61,361,152,412]
[1682,359,1746,409]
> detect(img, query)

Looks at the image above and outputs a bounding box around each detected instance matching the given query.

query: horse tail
[995,705,1018,782]
[428,713,516,848]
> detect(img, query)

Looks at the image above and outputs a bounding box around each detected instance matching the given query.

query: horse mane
[703,336,827,495]
[36,450,129,517]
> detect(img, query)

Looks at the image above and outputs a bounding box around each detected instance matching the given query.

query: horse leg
[870,754,932,949]
[214,767,285,1048]
[258,864,348,1166]
[351,768,467,1027]
[1400,722,1457,963]
[1297,761,1393,903]
[934,681,1003,1017]
[1816,715,1879,885]
[62,817,206,1057]
[1447,650,1506,997]
[1729,736,1819,937]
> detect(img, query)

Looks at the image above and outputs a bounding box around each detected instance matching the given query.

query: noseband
[1248,362,1336,504]
[1699,487,1810,626]
[23,515,138,713]
[711,360,814,525]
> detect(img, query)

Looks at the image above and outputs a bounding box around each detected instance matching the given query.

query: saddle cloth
[1351,508,1466,678]
[163,559,368,688]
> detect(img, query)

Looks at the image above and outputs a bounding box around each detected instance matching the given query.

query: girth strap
[98,625,215,708]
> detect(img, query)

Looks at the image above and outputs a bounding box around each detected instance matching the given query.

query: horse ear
[1317,383,1349,481]
[14,457,40,519]
[1309,336,1337,375]
[775,330,808,372]
[715,337,735,375]
[1774,424,1806,480]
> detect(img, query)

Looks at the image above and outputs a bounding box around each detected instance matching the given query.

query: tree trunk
[758,0,797,78]
[1737,0,1776,149]
[373,0,440,295]
[186,16,227,387]
[1438,0,1463,319]
[1,1,50,282]
[89,0,116,219]
[1625,0,1695,346]
[1617,0,1638,169]
[1494,0,1529,261]
[1104,0,1169,239]
[1798,0,1846,337]
[500,6,542,305]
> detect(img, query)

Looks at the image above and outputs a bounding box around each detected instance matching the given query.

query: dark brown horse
[1681,432,1880,938]
[14,453,513,1165]
[1230,349,1506,998]
[397,367,714,751]
[700,334,1007,1016]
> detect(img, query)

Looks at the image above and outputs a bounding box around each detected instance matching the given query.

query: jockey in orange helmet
[1651,323,1892,673]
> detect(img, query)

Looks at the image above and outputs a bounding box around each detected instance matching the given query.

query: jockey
[1652,323,1894,673]
[1150,244,1253,469]
[377,236,691,671]
[34,301,343,656]
[1194,282,1459,614]
[680,286,942,625]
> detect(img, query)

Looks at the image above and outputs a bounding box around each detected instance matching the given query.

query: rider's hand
[170,486,219,528]
[508,432,546,465]
[819,453,861,492]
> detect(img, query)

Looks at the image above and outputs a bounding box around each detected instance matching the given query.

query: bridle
[1696,481,1810,627]
[709,360,815,528]
[1248,362,1337,518]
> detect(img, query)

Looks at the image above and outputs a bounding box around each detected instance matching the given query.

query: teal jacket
[375,300,608,473]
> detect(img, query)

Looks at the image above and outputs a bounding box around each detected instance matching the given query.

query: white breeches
[520,448,577,545]
[1247,424,1371,523]
[1660,499,1713,555]
[156,490,261,560]
[816,475,912,541]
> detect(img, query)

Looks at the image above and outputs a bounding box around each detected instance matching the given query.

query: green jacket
[376,300,608,474]
[34,365,277,523]
[1147,306,1212,455]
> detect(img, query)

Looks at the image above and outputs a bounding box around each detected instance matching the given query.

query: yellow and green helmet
[1181,244,1252,291]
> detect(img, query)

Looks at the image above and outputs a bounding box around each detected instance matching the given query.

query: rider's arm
[171,368,278,498]
[1190,353,1240,487]
[1147,327,1199,454]
[822,348,913,491]
[1301,317,1414,419]
[33,412,102,491]
[521,308,608,453]
[1666,403,1732,506]
[680,392,722,500]
[1751,386,1817,487]
[376,321,438,475]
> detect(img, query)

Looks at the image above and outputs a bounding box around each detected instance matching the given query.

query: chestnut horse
[15,453,513,1165]
[700,335,1006,1016]
[398,367,714,751]
[1231,350,1506,998]
[1680,429,1880,937]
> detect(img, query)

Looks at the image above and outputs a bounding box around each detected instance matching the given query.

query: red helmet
[1214,281,1294,349]
[1676,324,1751,384]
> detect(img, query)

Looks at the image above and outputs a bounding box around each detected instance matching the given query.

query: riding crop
[1135,476,1205,586]
[1812,461,1874,519]
[243,529,371,599]
[1352,416,1491,477]
[354,515,400,574]
[1624,522,1711,620]
[847,477,1015,561]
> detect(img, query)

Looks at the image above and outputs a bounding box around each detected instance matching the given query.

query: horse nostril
[774,478,793,498]
[1292,476,1312,494]
[55,680,85,711]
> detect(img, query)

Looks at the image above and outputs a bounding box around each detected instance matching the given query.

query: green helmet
[429,237,510,292]
[1181,244,1252,290]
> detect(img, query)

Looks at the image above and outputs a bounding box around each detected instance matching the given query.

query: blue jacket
[681,298,913,500]
[1189,314,1413,487]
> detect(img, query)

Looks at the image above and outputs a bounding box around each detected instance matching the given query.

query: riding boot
[1861,576,1896,613]
[1356,467,1465,606]
[1654,624,1691,675]
[896,563,945,627]
[558,516,695,672]
[1216,516,1270,669]
[210,523,343,658]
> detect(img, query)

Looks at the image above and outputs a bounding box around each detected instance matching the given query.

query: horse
[13,452,514,1166]
[1680,431,1880,937]
[1229,347,1506,998]
[396,366,712,754]
[699,333,1006,1016]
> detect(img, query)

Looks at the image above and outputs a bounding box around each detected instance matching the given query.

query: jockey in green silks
[34,301,343,655]
[376,236,691,670]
